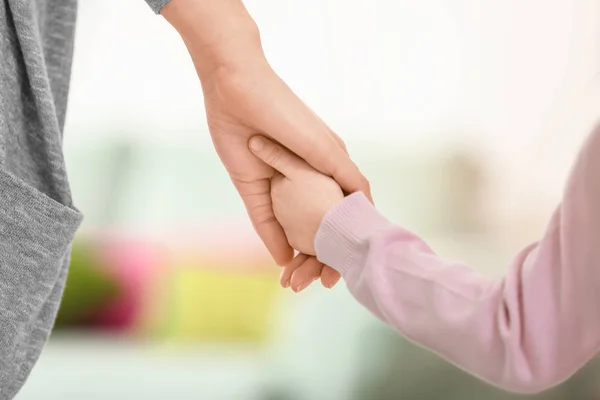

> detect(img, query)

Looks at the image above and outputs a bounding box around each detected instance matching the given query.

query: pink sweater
[314,124,600,394]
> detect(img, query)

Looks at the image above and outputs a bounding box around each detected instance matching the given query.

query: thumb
[249,136,307,178]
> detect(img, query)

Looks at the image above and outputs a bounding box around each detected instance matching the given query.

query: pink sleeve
[314,124,600,394]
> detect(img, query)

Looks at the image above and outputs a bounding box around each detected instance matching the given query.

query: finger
[320,266,341,289]
[251,87,372,199]
[306,107,348,154]
[233,177,294,266]
[330,131,348,154]
[249,135,309,178]
[280,253,308,288]
[290,255,324,293]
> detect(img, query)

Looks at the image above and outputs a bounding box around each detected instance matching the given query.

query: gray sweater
[0,0,170,397]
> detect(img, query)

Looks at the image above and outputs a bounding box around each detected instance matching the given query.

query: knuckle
[334,134,348,153]
[249,202,277,226]
[265,146,283,167]
[362,176,371,192]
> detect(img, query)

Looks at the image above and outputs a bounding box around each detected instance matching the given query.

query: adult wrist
[162,0,267,81]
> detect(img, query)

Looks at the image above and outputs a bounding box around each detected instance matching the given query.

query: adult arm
[149,0,370,286]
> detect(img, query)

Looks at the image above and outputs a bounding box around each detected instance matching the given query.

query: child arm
[316,124,600,393]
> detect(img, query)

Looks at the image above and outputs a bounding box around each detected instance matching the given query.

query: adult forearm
[161,0,267,81]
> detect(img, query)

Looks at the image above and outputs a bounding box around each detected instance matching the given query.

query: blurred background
[17,0,600,399]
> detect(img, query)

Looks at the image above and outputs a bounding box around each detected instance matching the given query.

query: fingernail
[295,281,309,293]
[279,270,290,288]
[249,137,264,151]
[325,276,341,289]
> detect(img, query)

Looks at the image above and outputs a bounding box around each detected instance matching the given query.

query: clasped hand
[164,1,371,290]
[249,136,349,292]
[199,62,371,292]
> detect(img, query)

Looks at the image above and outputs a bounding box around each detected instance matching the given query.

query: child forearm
[315,123,600,393]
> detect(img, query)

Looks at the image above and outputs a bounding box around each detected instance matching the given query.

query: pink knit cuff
[314,192,393,275]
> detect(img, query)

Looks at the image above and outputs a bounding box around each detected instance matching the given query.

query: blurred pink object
[161,218,276,273]
[92,236,164,330]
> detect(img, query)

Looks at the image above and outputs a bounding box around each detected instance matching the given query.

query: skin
[162,0,371,289]
[249,135,346,292]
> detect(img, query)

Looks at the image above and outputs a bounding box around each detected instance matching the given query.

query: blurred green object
[55,240,121,328]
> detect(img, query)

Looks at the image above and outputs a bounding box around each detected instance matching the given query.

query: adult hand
[162,0,370,287]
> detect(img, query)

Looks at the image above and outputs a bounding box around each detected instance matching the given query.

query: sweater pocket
[0,167,82,396]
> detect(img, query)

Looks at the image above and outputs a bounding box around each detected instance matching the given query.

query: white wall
[67,0,599,145]
[65,0,600,230]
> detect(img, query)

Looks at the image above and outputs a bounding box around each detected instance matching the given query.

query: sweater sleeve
[314,123,600,394]
[146,0,171,14]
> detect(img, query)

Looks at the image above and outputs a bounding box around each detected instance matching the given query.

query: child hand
[249,135,345,290]
[249,135,344,254]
